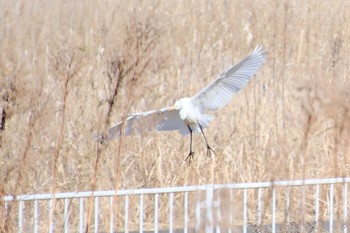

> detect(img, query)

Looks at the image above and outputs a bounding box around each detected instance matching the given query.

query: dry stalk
[85,55,126,233]
[85,12,161,232]
[0,76,49,232]
[47,47,78,230]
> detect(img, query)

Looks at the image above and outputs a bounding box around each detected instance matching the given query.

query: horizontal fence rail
[1,177,350,233]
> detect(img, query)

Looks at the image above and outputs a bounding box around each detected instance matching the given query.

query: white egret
[97,46,266,161]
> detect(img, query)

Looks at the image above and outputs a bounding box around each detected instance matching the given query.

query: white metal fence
[2,177,350,233]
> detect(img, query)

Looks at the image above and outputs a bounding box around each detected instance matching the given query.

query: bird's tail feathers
[198,114,214,128]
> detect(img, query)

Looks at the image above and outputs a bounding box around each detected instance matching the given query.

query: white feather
[191,46,266,111]
[96,107,187,141]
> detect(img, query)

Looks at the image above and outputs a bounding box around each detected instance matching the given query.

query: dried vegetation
[1,0,350,232]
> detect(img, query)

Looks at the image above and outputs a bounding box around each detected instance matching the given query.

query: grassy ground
[1,0,350,231]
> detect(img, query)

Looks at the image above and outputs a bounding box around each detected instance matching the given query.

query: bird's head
[173,100,182,109]
[171,98,186,110]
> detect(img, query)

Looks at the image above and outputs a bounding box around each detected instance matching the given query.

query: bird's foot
[185,151,195,164]
[206,145,217,157]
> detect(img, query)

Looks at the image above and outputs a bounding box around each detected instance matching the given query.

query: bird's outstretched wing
[191,46,266,111]
[95,107,189,142]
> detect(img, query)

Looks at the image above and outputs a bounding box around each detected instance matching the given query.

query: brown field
[1,0,350,232]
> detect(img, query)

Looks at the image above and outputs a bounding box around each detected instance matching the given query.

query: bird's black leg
[185,125,195,163]
[198,123,217,157]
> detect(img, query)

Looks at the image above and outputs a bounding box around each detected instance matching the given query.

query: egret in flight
[97,46,266,161]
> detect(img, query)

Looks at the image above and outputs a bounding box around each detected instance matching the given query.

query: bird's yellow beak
[169,105,177,110]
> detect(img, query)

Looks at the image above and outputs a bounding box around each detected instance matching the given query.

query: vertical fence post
[154,193,158,233]
[272,187,276,233]
[216,195,221,233]
[64,198,69,233]
[229,190,233,233]
[110,196,114,233]
[139,194,144,233]
[300,185,305,233]
[205,185,214,233]
[79,198,84,233]
[94,197,99,233]
[243,189,247,233]
[125,195,129,233]
[195,194,201,232]
[344,183,348,233]
[169,193,174,233]
[18,201,23,233]
[49,199,53,233]
[257,188,262,227]
[315,185,319,231]
[63,198,69,233]
[34,200,38,233]
[286,186,290,231]
[184,192,188,233]
[329,184,334,233]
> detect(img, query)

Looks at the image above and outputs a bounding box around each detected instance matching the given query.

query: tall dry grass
[1,0,350,231]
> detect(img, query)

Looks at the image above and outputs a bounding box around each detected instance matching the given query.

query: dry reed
[1,0,350,232]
